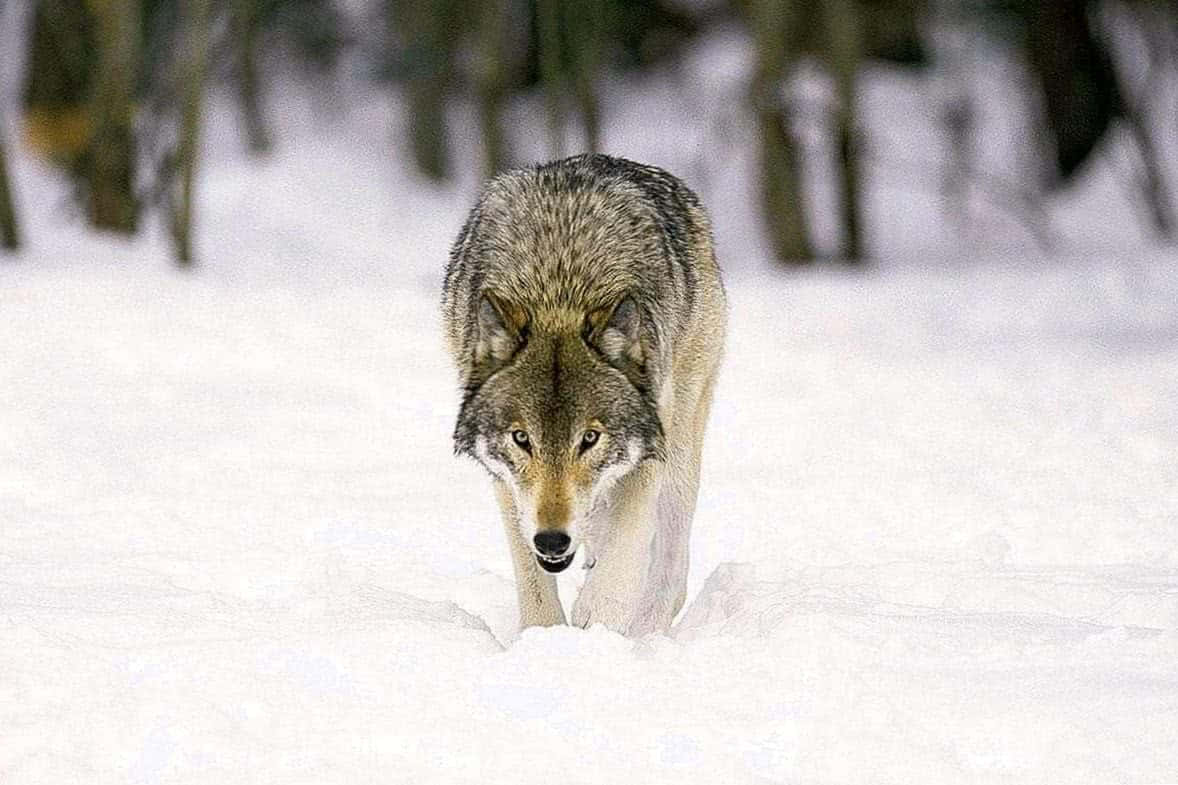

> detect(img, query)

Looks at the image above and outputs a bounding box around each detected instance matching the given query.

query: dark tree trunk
[748,0,813,263]
[0,122,19,251]
[235,0,271,155]
[87,0,140,233]
[536,0,602,158]
[1023,0,1119,181]
[395,0,457,181]
[171,0,212,266]
[22,0,96,163]
[476,0,509,177]
[537,0,566,158]
[819,0,864,260]
[569,0,603,154]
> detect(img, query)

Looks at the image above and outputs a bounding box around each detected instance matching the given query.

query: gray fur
[441,153,727,636]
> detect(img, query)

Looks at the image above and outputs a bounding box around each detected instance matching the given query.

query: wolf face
[454,294,665,572]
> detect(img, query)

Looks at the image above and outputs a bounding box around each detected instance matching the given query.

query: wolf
[442,153,726,637]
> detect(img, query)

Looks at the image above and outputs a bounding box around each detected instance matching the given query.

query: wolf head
[454,293,665,572]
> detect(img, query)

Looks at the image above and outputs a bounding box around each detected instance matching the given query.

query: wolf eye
[580,430,600,452]
[511,430,531,450]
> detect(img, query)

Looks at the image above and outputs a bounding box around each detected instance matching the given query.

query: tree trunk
[1125,107,1175,239]
[569,0,602,153]
[87,0,140,233]
[235,0,270,155]
[0,122,19,251]
[476,0,509,177]
[537,0,566,158]
[396,0,454,180]
[172,0,212,266]
[748,0,812,263]
[818,0,864,261]
[1117,2,1175,240]
[931,0,973,233]
[22,0,96,164]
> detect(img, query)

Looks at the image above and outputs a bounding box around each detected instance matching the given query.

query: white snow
[3,27,1178,784]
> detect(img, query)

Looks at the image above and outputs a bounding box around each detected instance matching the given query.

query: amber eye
[580,430,600,451]
[511,430,530,449]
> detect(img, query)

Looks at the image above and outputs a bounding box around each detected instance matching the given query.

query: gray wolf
[442,153,726,636]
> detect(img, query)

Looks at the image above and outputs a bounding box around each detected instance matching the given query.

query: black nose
[533,530,571,557]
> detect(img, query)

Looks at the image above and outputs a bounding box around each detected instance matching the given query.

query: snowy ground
[3,25,1178,784]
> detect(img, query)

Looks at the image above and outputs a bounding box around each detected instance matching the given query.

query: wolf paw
[571,591,633,634]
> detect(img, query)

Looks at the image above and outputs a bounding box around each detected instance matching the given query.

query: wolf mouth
[535,552,575,573]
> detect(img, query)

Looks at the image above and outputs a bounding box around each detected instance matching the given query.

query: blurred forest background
[0,0,1176,266]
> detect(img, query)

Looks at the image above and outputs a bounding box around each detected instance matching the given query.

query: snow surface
[3,25,1178,784]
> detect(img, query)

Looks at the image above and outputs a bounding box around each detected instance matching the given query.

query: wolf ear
[473,292,528,373]
[585,295,645,370]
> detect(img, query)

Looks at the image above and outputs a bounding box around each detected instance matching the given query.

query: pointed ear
[473,292,528,372]
[585,295,644,368]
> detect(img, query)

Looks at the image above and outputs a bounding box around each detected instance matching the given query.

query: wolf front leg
[634,381,716,633]
[571,463,661,635]
[632,482,692,635]
[494,480,566,629]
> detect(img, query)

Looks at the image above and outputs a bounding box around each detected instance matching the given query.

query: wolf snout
[533,530,571,557]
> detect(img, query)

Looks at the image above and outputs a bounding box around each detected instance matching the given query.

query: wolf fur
[442,153,726,637]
